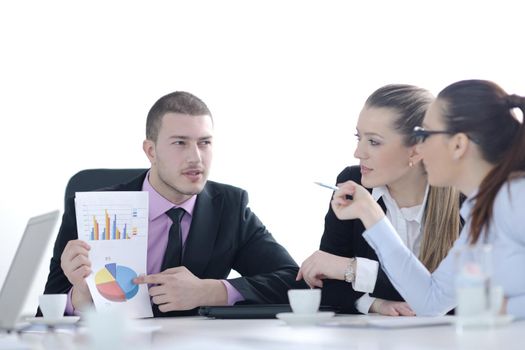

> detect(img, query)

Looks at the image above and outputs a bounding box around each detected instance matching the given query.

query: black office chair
[64,168,147,207]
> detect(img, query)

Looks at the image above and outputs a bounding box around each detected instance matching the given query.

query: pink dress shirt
[65,172,243,315]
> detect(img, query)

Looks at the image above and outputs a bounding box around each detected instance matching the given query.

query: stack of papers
[323,316,455,328]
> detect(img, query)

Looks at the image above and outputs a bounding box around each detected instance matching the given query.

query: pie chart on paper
[95,263,139,302]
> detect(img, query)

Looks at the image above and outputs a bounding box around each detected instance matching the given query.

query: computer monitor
[0,211,59,330]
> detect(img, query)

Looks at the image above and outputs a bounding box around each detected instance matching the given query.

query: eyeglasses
[412,126,456,143]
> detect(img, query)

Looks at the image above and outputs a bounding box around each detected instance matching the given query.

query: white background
[1,0,523,315]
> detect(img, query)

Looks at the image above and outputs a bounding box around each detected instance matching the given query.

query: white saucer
[26,316,81,326]
[276,312,335,326]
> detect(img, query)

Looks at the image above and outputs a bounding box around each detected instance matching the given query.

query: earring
[409,161,414,167]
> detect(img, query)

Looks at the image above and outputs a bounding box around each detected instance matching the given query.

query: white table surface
[4,314,524,350]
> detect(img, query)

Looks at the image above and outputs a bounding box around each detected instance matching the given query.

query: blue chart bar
[112,215,116,240]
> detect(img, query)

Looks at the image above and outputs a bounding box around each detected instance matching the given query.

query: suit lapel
[182,184,223,277]
[378,197,386,212]
[117,173,224,277]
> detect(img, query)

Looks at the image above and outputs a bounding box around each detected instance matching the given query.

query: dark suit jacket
[43,171,306,316]
[319,166,404,314]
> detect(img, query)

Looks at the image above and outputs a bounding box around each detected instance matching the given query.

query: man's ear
[450,133,470,160]
[143,139,156,165]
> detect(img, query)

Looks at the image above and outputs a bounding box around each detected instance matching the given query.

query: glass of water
[454,244,498,332]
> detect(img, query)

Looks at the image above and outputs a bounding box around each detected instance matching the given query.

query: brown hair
[437,80,525,244]
[366,84,461,271]
[146,91,212,142]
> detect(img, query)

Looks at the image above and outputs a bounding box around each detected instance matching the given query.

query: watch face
[344,259,356,283]
[344,270,354,283]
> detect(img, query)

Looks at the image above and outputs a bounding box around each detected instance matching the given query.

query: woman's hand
[331,181,385,229]
[296,250,351,288]
[370,298,415,316]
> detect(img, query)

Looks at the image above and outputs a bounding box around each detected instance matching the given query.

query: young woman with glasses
[329,80,525,317]
[297,84,462,315]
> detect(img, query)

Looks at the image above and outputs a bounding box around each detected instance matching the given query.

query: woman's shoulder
[495,175,525,206]
[335,165,362,185]
[492,175,525,242]
[507,173,525,188]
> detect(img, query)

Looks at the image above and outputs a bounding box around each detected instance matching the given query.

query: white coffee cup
[39,294,67,319]
[288,289,321,314]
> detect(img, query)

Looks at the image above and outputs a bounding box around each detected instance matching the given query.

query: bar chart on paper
[95,263,139,302]
[77,206,147,241]
[74,191,148,241]
[87,208,141,240]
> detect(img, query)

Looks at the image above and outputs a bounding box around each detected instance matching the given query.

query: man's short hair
[146,91,212,142]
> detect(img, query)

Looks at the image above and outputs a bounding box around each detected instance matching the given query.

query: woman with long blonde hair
[298,84,461,315]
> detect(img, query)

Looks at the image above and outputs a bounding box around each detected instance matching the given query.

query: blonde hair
[419,186,461,272]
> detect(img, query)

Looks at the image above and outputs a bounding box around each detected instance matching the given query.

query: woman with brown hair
[329,80,525,317]
[297,84,461,315]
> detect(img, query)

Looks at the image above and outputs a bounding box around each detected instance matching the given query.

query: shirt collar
[372,184,429,224]
[142,170,197,221]
[460,188,478,221]
[372,186,389,202]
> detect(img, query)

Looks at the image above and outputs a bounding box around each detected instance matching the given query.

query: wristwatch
[344,258,356,283]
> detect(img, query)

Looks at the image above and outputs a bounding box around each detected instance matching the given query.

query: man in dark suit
[43,91,305,316]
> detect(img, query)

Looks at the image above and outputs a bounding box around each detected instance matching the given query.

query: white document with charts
[75,191,153,318]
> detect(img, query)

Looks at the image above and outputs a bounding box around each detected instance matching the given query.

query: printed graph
[89,209,139,240]
[77,205,147,241]
[95,263,139,302]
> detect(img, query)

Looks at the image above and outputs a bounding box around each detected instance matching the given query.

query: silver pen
[313,182,339,191]
[314,181,353,199]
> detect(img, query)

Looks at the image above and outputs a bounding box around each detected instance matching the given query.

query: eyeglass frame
[412,126,461,143]
[412,126,480,144]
